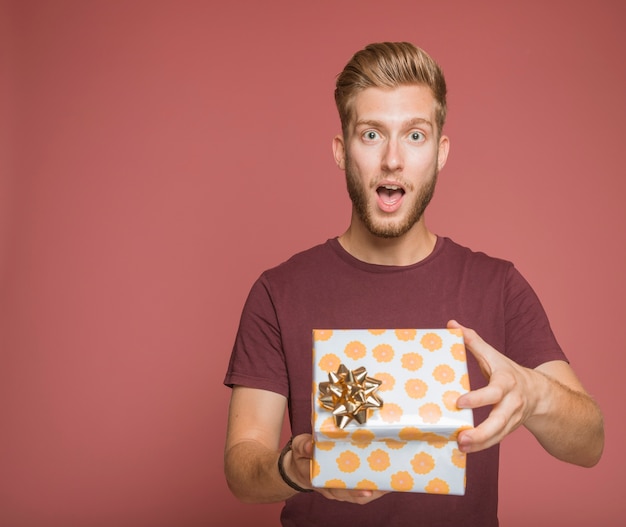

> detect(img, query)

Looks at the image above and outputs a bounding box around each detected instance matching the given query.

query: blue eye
[410,131,425,141]
[364,131,378,140]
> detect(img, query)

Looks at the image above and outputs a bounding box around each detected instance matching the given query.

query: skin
[224,84,604,505]
[333,85,449,266]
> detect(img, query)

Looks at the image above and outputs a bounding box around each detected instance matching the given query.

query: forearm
[525,369,604,467]
[224,439,299,503]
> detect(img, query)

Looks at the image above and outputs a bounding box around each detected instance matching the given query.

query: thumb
[292,433,314,459]
[447,320,493,378]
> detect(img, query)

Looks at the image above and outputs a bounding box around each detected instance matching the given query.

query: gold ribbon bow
[318,364,384,429]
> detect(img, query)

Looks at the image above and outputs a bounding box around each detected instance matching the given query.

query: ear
[332,134,346,170]
[437,134,450,171]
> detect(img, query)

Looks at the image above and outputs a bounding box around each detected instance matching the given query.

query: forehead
[349,85,438,129]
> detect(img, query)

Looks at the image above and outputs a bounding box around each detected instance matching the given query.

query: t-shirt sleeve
[503,264,568,368]
[223,274,289,397]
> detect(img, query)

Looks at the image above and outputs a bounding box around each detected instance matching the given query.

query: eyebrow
[354,117,434,130]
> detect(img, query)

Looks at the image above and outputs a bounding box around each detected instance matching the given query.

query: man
[223,42,603,526]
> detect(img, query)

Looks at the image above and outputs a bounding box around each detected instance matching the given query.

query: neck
[338,215,437,266]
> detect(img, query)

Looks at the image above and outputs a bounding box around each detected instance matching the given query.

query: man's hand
[447,320,539,453]
[225,387,389,504]
[447,320,603,466]
[288,434,388,505]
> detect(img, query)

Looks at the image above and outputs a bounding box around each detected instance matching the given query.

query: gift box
[311,329,473,495]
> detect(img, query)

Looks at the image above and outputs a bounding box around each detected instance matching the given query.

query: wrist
[277,438,313,493]
[528,368,555,421]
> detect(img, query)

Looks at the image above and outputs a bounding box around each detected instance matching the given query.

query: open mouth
[376,184,405,205]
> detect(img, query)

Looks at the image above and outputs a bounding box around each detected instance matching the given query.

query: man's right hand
[289,433,389,505]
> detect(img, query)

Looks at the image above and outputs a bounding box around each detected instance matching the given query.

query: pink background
[1,1,624,525]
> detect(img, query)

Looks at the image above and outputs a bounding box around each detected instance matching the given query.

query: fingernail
[457,433,471,449]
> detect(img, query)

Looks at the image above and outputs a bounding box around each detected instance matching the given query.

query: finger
[458,378,528,453]
[457,383,504,410]
[447,320,500,377]
[319,488,370,500]
[318,488,386,504]
[457,408,510,453]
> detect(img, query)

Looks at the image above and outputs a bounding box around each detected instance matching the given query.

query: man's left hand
[447,319,542,454]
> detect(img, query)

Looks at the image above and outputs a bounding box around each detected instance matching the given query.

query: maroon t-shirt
[225,237,566,527]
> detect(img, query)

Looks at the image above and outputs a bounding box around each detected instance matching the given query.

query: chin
[366,217,419,239]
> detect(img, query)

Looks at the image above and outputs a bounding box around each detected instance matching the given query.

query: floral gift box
[311,329,474,495]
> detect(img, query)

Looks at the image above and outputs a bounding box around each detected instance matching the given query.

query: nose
[382,138,403,173]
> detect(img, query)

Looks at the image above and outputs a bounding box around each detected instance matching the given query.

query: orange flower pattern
[395,329,417,341]
[367,449,391,472]
[315,440,335,451]
[374,372,396,392]
[411,452,435,475]
[325,478,347,488]
[336,450,361,473]
[405,378,428,399]
[372,343,394,363]
[319,416,350,439]
[399,426,424,441]
[401,352,423,371]
[421,432,449,449]
[451,448,466,469]
[313,329,333,341]
[311,459,321,478]
[425,477,450,495]
[419,403,443,424]
[318,353,341,373]
[422,432,450,448]
[351,428,375,448]
[450,343,466,362]
[420,332,443,351]
[379,402,403,423]
[344,340,367,360]
[312,329,473,495]
[442,390,462,412]
[433,364,455,384]
[356,479,378,490]
[383,438,407,450]
[390,471,415,492]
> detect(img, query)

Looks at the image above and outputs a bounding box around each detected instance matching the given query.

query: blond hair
[335,42,447,135]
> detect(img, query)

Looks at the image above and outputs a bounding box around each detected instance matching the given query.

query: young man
[223,42,603,526]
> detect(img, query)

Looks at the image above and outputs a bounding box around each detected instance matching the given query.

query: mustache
[344,153,420,193]
[368,177,414,192]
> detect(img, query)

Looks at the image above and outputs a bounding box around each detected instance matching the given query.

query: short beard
[345,162,438,239]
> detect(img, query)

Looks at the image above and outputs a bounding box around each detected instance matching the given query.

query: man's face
[333,85,449,238]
